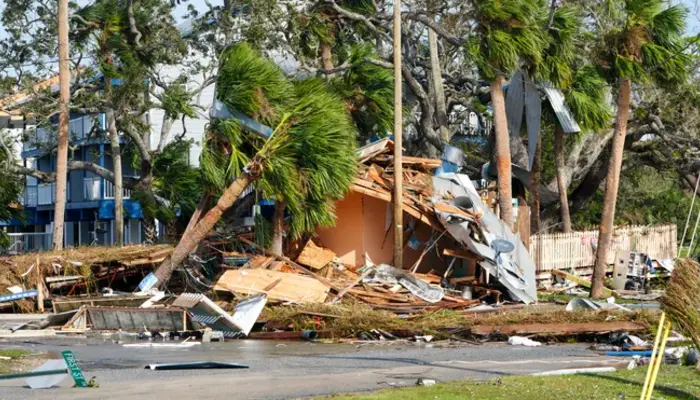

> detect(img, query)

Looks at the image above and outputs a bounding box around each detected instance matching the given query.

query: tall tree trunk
[530,136,541,234]
[491,76,514,229]
[142,215,157,244]
[270,201,285,256]
[591,79,631,298]
[320,41,334,74]
[554,124,572,233]
[428,27,449,142]
[182,194,209,240]
[153,173,254,287]
[106,107,123,246]
[52,0,70,250]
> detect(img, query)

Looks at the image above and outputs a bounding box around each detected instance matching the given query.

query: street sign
[61,351,88,388]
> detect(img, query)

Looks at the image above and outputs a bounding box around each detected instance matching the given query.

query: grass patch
[0,349,30,358]
[323,365,700,400]
[261,301,659,339]
[0,349,32,374]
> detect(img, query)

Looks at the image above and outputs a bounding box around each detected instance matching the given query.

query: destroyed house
[315,138,538,304]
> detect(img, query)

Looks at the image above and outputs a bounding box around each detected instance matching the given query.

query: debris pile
[0,139,664,344]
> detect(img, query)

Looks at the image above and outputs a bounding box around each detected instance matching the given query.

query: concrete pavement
[0,339,627,399]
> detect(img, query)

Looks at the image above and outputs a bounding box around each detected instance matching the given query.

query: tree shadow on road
[297,354,511,377]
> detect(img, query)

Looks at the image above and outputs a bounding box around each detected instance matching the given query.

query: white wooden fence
[529,225,677,276]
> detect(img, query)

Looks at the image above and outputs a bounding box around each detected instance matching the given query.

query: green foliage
[537,5,581,88]
[207,43,358,238]
[330,45,394,141]
[467,0,548,81]
[572,167,694,240]
[564,66,613,133]
[216,43,294,127]
[595,0,690,87]
[0,137,24,247]
[132,141,201,224]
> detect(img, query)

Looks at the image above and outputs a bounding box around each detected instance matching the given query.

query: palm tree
[152,43,358,285]
[468,0,548,229]
[53,0,70,250]
[554,66,611,232]
[531,6,611,234]
[590,0,690,298]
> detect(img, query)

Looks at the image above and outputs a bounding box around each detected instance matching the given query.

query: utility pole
[392,0,403,268]
[53,0,70,250]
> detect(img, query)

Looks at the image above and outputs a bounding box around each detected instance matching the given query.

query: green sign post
[61,350,88,388]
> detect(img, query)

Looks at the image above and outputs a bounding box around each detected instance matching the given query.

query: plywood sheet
[214,269,329,303]
[296,241,336,270]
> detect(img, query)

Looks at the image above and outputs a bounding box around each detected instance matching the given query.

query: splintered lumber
[214,269,329,303]
[551,270,617,297]
[296,240,336,270]
[470,321,644,337]
[332,268,374,303]
[443,248,483,261]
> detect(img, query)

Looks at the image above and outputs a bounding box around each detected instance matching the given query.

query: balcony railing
[1,232,52,255]
[84,177,101,201]
[104,179,131,199]
[38,183,54,205]
[25,186,38,207]
[84,177,130,201]
[35,183,70,205]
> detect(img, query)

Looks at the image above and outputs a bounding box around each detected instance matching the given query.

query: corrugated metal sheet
[62,306,186,331]
[524,72,542,171]
[543,86,581,134]
[504,70,525,139]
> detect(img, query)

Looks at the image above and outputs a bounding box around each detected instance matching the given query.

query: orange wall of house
[361,196,394,266]
[317,191,455,273]
[317,191,364,266]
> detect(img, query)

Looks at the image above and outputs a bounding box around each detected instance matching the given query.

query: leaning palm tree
[590,0,690,298]
[152,43,358,286]
[467,0,548,229]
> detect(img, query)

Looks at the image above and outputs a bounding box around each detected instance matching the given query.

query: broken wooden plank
[296,240,336,270]
[448,276,477,285]
[215,269,329,303]
[470,321,644,336]
[443,248,483,261]
[551,270,617,297]
[367,164,390,189]
[332,268,374,303]
[432,202,480,220]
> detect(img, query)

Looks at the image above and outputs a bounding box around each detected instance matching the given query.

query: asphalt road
[0,338,628,399]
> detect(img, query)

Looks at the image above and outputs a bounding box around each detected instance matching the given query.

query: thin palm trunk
[591,79,631,298]
[153,173,254,286]
[142,215,157,244]
[52,0,70,250]
[530,136,541,234]
[270,200,285,256]
[428,27,449,142]
[320,41,334,74]
[554,124,572,233]
[106,107,123,246]
[491,76,514,229]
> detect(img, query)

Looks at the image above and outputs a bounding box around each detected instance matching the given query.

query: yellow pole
[640,312,666,400]
[644,321,672,400]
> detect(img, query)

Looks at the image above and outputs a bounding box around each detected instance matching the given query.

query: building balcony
[84,177,131,201]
